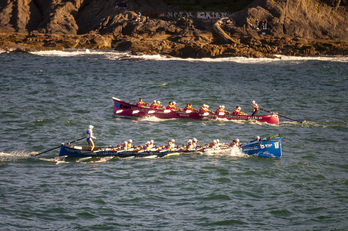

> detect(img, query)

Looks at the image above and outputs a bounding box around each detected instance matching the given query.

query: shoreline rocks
[0,0,347,58]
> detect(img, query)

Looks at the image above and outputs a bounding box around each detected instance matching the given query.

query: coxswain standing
[137,98,150,107]
[251,100,259,116]
[86,125,96,151]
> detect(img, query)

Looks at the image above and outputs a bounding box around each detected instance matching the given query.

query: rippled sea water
[0,50,347,230]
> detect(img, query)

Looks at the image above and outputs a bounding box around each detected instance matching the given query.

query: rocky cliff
[0,0,347,57]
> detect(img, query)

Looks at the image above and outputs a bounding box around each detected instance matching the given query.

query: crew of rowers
[136,98,260,116]
[108,136,262,152]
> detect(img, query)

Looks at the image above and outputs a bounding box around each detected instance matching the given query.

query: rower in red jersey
[137,98,149,107]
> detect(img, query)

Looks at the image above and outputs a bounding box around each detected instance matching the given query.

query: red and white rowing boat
[112,97,279,124]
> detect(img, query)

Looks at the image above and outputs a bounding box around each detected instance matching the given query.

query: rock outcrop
[0,0,347,57]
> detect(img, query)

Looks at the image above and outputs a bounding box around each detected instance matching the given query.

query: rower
[112,144,122,151]
[215,105,230,115]
[166,101,182,111]
[180,139,195,151]
[183,103,198,112]
[120,141,128,151]
[150,100,158,109]
[251,100,259,116]
[166,101,175,110]
[160,139,174,151]
[149,140,155,149]
[207,140,218,150]
[172,101,182,111]
[127,139,133,150]
[156,101,165,109]
[229,139,240,148]
[199,104,213,114]
[86,125,96,151]
[252,136,261,142]
[137,98,149,107]
[192,138,198,149]
[232,106,247,116]
[139,141,152,151]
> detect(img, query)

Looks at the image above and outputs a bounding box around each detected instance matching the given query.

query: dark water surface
[0,50,347,230]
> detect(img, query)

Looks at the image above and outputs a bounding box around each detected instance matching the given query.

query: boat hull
[59,144,192,158]
[113,97,279,124]
[241,137,282,158]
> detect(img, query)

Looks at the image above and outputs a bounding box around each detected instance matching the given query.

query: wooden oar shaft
[260,108,302,123]
[33,137,86,156]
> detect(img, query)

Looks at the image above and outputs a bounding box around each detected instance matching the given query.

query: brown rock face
[0,0,347,57]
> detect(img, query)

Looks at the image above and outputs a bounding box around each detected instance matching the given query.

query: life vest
[199,107,207,113]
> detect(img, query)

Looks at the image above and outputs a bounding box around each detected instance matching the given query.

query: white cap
[171,139,175,143]
[206,105,209,108]
[252,100,256,104]
[146,141,150,144]
[128,139,132,143]
[217,139,219,143]
[188,139,192,143]
[150,140,154,143]
[173,101,176,104]
[236,139,240,142]
[193,138,197,142]
[222,105,225,108]
[256,136,260,139]
[213,140,217,143]
[154,100,156,102]
[124,141,127,144]
[89,125,94,129]
[238,106,241,109]
[157,101,160,104]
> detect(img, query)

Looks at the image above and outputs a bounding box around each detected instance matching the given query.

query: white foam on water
[136,116,177,122]
[28,49,348,63]
[0,151,32,161]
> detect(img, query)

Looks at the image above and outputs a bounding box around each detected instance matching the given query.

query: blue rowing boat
[241,136,282,158]
[59,135,282,159]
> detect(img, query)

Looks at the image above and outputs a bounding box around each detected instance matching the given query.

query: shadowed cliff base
[0,0,347,58]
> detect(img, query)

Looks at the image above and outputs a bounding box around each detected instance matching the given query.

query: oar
[260,108,303,123]
[264,134,281,140]
[32,137,86,156]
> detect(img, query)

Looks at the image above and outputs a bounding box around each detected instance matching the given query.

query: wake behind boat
[112,97,280,124]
